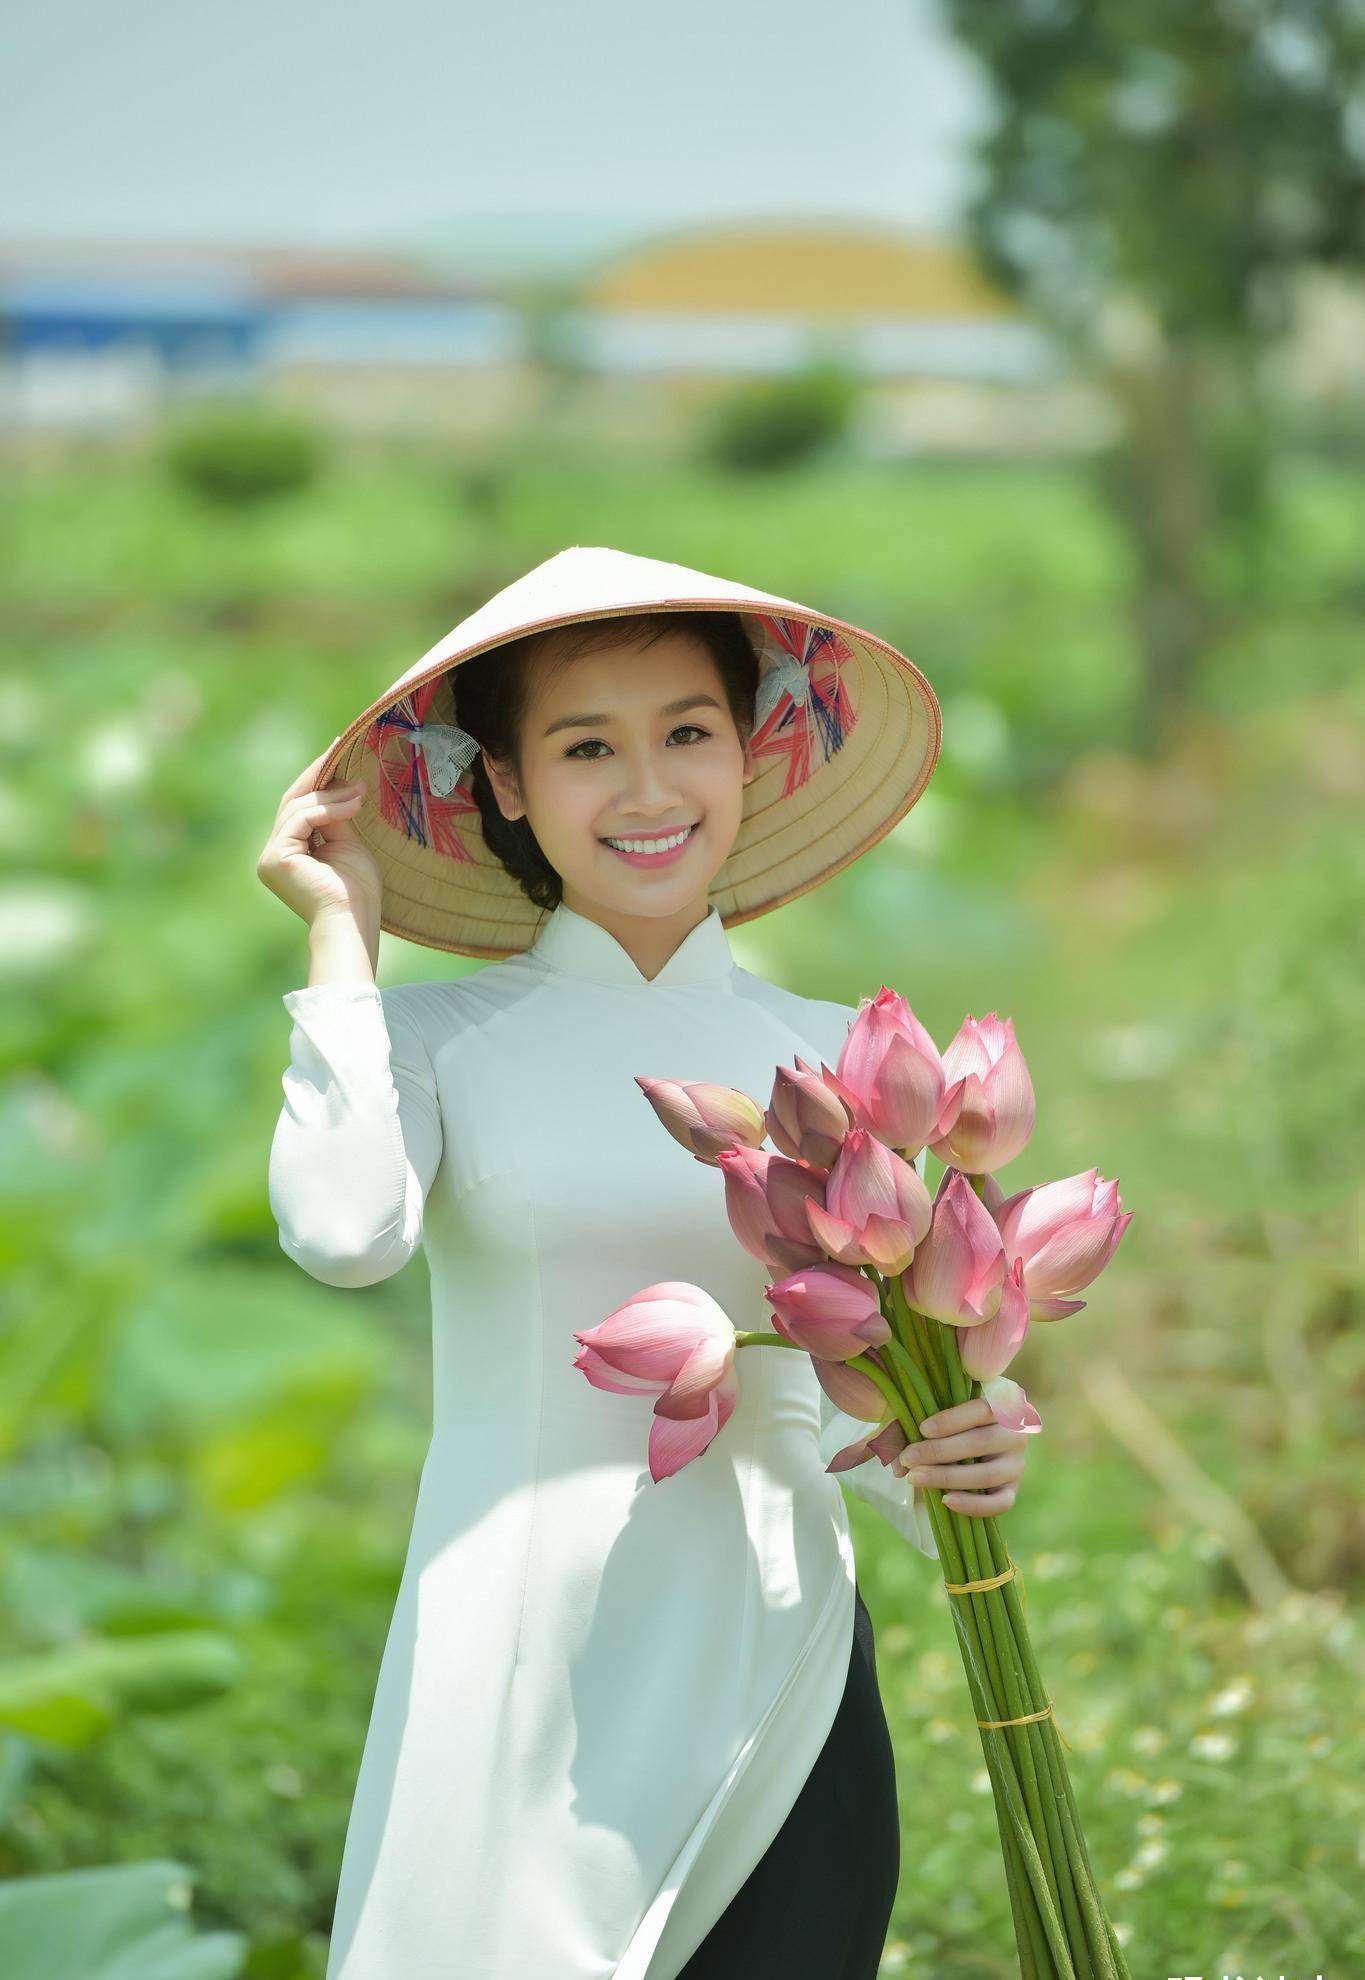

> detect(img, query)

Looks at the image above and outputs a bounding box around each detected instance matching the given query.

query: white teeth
[605,826,694,854]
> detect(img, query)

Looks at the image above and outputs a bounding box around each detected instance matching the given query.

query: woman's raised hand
[257,741,383,938]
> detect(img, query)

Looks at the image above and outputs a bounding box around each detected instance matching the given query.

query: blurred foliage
[158,400,325,509]
[0,431,1361,1978]
[937,3,1365,754]
[696,353,863,472]
[940,4,1365,342]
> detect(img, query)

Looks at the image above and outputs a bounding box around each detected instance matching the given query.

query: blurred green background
[4,7,1365,1978]
[3,424,1361,1979]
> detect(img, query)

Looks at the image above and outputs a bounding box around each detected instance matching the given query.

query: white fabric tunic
[268,899,937,1980]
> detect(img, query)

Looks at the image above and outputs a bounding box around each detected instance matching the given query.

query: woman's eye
[564,725,712,761]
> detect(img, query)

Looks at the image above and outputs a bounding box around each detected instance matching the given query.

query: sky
[3,0,993,269]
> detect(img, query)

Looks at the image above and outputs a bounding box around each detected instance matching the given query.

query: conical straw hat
[317,544,942,959]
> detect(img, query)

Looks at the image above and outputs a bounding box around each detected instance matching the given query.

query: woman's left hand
[891,1397,1029,1516]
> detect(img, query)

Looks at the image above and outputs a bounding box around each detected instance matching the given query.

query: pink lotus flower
[902,1170,1007,1327]
[764,1259,890,1361]
[979,1375,1043,1435]
[823,987,949,1154]
[825,1411,909,1475]
[989,1168,1133,1318]
[958,1256,1031,1380]
[715,1144,828,1273]
[930,1014,1035,1173]
[765,1057,852,1170]
[573,1280,739,1481]
[806,1125,934,1274]
[635,1075,768,1166]
[811,1345,891,1421]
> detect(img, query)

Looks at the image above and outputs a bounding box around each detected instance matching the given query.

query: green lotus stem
[920,1480,1077,1977]
[939,1330,1090,1961]
[920,1309,951,1392]
[890,1313,1081,1973]
[843,1348,916,1441]
[996,1748,1052,1979]
[979,1510,1123,1976]
[1058,1788,1128,1979]
[878,1337,939,1428]
[892,1385,1073,1975]
[888,1270,947,1391]
[732,1329,806,1350]
[949,1478,1079,1960]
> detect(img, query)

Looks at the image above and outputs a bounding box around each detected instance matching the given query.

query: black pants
[676,1581,900,1979]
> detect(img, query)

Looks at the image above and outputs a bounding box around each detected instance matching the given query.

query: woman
[258,545,1030,1980]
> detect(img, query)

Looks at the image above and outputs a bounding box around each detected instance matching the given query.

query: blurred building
[6,218,1356,456]
[0,240,525,440]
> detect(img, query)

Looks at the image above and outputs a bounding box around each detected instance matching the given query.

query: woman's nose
[619,757,684,810]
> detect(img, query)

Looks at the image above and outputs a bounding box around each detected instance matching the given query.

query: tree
[938,1,1365,751]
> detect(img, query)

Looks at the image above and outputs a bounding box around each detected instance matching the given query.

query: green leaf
[0,1859,245,1980]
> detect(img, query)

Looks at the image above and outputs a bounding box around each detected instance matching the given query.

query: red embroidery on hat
[749,615,856,798]
[368,677,479,863]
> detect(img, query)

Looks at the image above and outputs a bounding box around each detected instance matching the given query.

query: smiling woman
[452,610,760,918]
[259,543,951,1980]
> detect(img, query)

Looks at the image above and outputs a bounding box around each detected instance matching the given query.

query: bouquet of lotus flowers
[573,988,1135,1980]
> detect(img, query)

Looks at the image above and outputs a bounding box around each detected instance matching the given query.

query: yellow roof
[577,221,1018,322]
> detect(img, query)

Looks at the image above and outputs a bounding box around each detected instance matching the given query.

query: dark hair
[450,610,759,911]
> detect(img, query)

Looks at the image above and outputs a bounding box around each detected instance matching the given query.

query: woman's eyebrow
[542,693,722,738]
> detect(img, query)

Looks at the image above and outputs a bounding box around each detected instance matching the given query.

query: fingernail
[907,1469,929,1485]
[919,1418,939,1435]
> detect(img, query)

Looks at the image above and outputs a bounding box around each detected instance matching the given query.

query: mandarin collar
[527,900,736,989]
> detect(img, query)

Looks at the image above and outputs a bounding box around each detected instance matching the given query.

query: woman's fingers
[942,1484,1018,1517]
[889,1397,1029,1513]
[282,786,363,847]
[901,1452,1023,1490]
[894,1419,1026,1476]
[916,1398,996,1440]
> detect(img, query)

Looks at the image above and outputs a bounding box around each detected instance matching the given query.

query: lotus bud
[764,1259,890,1361]
[990,1168,1133,1319]
[806,1125,934,1274]
[931,1013,1035,1173]
[765,1057,851,1169]
[716,1144,828,1273]
[635,1074,768,1165]
[901,1170,1007,1326]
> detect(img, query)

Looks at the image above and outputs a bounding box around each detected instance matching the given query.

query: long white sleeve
[268,981,443,1289]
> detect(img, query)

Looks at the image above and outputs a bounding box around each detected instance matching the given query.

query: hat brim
[317,546,941,960]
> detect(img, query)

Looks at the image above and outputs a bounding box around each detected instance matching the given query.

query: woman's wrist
[306,908,380,987]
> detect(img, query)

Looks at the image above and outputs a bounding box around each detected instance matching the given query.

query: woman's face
[483,627,757,942]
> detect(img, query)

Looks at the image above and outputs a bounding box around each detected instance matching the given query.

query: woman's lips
[600,823,699,869]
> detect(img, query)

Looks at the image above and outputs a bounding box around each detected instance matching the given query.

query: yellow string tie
[939,1549,1073,1752]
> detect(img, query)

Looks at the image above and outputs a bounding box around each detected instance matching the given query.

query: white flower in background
[1189,1728,1238,1761]
[85,720,150,795]
[1207,1676,1254,1717]
[0,881,92,977]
